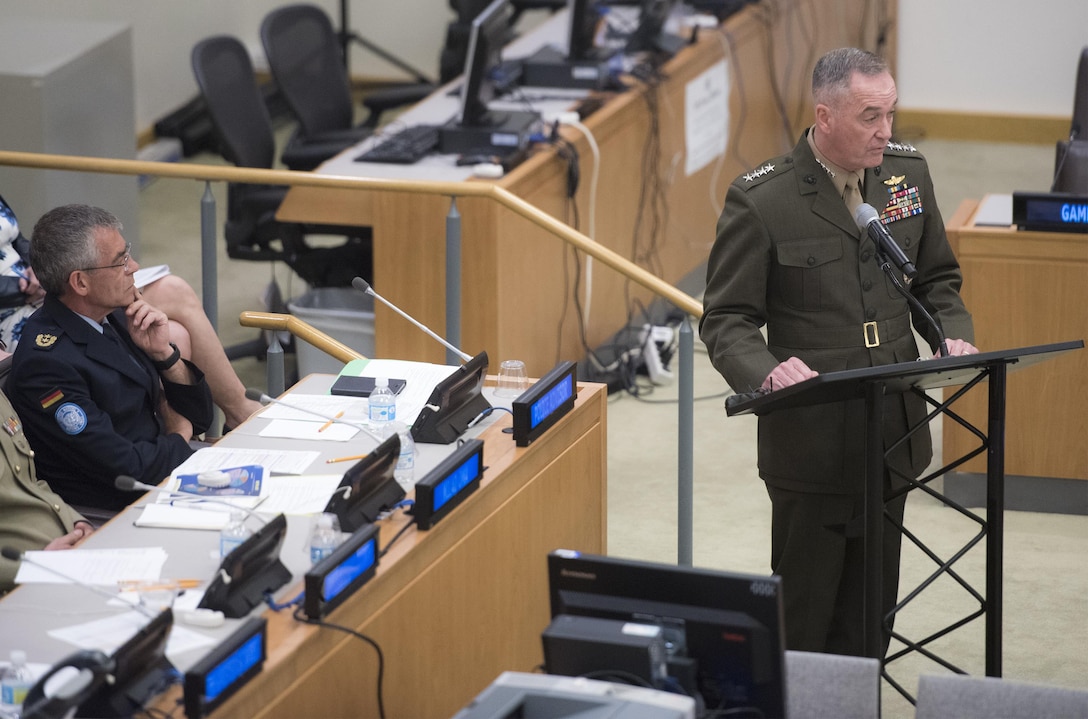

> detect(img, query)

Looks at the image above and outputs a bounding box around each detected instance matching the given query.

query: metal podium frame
[725,340,1084,702]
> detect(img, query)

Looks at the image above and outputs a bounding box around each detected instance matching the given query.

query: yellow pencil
[326,453,367,464]
[119,579,202,591]
[318,410,345,432]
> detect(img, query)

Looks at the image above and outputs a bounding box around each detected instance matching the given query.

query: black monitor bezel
[197,513,291,619]
[567,0,603,61]
[323,434,405,532]
[546,550,787,716]
[458,0,514,127]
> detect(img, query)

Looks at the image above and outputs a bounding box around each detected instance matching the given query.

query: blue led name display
[203,632,263,702]
[323,537,377,602]
[1061,203,1088,223]
[530,373,574,429]
[433,452,483,512]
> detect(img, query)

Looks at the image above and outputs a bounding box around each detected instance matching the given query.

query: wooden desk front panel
[210,382,608,718]
[945,200,1088,480]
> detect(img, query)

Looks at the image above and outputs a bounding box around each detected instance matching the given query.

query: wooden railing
[0,149,703,318]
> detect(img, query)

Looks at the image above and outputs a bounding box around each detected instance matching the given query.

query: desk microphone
[243,388,384,442]
[351,277,472,363]
[1,545,156,619]
[851,205,950,358]
[854,203,917,281]
[114,475,269,527]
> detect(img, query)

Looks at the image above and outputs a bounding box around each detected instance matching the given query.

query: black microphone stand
[338,0,435,84]
[877,256,951,359]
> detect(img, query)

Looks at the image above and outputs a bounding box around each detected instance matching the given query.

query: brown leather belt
[767,313,912,349]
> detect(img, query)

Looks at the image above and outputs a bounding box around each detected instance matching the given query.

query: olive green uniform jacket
[700,132,974,495]
[0,389,85,592]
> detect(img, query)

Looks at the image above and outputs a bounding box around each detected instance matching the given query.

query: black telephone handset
[21,650,112,719]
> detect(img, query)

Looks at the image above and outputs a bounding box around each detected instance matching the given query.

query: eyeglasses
[80,244,132,273]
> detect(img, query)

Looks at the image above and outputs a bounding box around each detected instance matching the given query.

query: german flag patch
[40,388,64,410]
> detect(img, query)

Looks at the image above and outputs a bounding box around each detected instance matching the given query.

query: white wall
[897,0,1087,117]
[0,0,453,133]
[0,0,1084,134]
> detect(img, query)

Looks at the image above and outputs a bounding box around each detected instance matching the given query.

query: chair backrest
[0,353,12,392]
[915,673,1088,719]
[190,35,276,170]
[261,4,354,138]
[784,650,880,719]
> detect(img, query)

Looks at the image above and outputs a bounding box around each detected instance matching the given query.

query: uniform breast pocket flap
[776,236,844,311]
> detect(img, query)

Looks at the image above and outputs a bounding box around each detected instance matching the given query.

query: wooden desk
[205,379,608,718]
[0,378,607,718]
[945,197,1088,486]
[277,0,887,377]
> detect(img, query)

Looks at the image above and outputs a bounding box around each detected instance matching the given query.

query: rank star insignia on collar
[35,333,58,348]
[743,163,776,182]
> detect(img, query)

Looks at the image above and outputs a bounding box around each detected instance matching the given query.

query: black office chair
[1052,45,1088,194]
[260,4,433,171]
[191,35,374,357]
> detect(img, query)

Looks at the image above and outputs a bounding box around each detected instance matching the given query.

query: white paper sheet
[14,547,168,585]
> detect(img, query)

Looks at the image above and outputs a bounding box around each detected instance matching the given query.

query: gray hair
[812,48,889,106]
[31,204,123,296]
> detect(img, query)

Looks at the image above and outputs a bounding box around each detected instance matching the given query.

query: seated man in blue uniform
[9,204,213,516]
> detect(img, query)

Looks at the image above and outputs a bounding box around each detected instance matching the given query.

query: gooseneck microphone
[854,203,918,281]
[1,545,156,618]
[243,388,383,442]
[850,205,950,358]
[114,475,270,527]
[351,277,472,363]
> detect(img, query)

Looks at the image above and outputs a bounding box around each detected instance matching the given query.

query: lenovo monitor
[546,550,787,717]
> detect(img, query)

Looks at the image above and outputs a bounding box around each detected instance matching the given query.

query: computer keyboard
[356,125,441,164]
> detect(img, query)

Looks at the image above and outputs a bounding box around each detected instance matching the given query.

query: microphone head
[244,387,270,404]
[351,277,374,295]
[1,546,23,561]
[115,475,138,491]
[853,202,880,230]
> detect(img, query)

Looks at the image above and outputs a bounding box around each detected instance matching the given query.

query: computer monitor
[77,609,175,718]
[323,433,405,532]
[546,550,787,717]
[198,513,291,619]
[410,351,492,444]
[625,0,684,55]
[568,0,605,60]
[440,0,539,155]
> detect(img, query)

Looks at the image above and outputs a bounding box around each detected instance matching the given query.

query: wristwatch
[151,342,181,371]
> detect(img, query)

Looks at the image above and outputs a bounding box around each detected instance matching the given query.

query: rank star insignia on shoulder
[885,141,918,153]
[743,162,777,183]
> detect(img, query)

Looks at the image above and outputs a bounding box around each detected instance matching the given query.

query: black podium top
[726,340,1084,417]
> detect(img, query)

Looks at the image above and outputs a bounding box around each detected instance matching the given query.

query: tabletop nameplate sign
[511,361,577,447]
[412,439,485,530]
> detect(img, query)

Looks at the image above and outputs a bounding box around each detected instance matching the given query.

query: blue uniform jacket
[10,295,213,510]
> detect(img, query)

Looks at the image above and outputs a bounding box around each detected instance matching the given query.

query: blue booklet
[176,465,264,497]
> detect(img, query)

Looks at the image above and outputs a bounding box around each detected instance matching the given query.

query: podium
[725,340,1084,698]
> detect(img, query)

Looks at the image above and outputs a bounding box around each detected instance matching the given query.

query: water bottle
[309,513,341,565]
[368,377,396,425]
[383,421,415,490]
[219,511,251,559]
[1,649,32,716]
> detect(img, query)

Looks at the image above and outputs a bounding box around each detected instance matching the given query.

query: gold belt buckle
[863,321,880,348]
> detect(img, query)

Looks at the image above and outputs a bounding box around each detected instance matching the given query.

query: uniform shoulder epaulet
[883,140,923,158]
[32,329,62,350]
[736,156,791,189]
